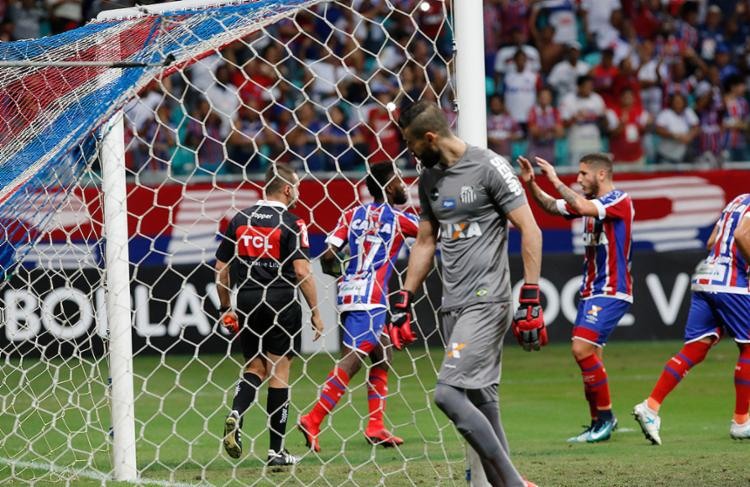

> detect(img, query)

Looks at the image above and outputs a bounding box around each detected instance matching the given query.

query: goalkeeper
[298,162,419,452]
[391,100,545,487]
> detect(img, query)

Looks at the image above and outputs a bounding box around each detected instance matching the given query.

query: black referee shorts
[236,289,302,359]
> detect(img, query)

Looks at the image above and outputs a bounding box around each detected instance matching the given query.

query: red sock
[308,367,350,425]
[366,368,388,431]
[649,341,711,406]
[584,387,598,420]
[577,354,611,411]
[734,345,750,420]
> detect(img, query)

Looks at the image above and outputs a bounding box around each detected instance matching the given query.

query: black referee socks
[232,372,262,423]
[267,387,290,452]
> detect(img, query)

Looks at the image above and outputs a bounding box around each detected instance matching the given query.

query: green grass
[1,340,749,486]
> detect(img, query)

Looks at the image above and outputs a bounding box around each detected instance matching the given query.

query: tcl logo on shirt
[236,225,281,259]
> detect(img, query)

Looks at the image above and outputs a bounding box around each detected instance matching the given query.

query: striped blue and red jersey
[692,193,750,295]
[557,189,634,302]
[327,203,419,311]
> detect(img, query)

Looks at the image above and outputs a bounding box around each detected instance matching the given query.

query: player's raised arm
[535,156,601,217]
[518,155,564,215]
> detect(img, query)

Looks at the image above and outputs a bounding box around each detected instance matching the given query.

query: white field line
[0,456,205,487]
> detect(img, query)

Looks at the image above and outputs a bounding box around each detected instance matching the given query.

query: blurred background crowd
[3,0,750,176]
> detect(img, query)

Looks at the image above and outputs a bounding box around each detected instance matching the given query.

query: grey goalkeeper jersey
[419,145,527,310]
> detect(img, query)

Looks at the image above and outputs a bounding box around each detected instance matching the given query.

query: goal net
[0,0,467,485]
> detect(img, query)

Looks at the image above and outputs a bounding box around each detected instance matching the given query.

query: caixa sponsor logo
[442,222,482,240]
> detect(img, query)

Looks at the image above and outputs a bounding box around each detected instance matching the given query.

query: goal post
[453,2,491,486]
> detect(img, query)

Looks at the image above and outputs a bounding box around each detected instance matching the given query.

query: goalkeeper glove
[512,284,547,352]
[387,290,416,350]
[221,309,240,334]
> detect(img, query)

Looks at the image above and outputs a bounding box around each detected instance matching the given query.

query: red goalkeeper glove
[512,284,547,352]
[387,290,416,350]
[222,310,240,334]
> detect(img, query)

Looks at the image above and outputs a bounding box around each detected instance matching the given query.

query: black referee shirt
[215,199,310,294]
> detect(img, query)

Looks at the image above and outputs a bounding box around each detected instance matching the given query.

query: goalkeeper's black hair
[366,162,396,202]
[397,100,451,137]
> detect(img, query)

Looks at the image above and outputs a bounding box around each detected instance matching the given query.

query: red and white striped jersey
[557,189,634,302]
[327,203,419,311]
[692,193,750,294]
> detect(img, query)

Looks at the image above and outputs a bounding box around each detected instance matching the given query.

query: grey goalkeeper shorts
[437,301,513,389]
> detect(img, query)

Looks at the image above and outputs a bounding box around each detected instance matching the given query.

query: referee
[215,163,324,466]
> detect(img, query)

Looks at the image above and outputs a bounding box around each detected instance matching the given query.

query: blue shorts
[341,309,387,353]
[684,291,750,343]
[572,296,631,347]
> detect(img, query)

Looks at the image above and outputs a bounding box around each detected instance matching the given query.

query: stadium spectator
[698,5,725,61]
[396,100,544,487]
[633,193,750,445]
[494,27,541,87]
[363,86,404,165]
[674,1,700,51]
[46,0,81,33]
[547,42,590,101]
[205,64,240,136]
[501,49,541,127]
[7,0,45,40]
[580,0,621,50]
[606,88,650,166]
[655,93,700,163]
[133,104,175,173]
[487,94,523,160]
[591,48,619,107]
[527,87,563,164]
[319,104,366,171]
[560,75,605,165]
[611,57,642,109]
[530,0,578,46]
[185,98,226,174]
[715,42,740,83]
[694,82,724,164]
[536,24,567,74]
[217,163,323,467]
[499,0,531,46]
[637,40,668,117]
[287,102,325,172]
[722,74,750,162]
[227,103,268,174]
[519,153,633,444]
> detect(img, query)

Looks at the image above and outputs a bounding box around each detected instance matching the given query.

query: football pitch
[1,340,748,486]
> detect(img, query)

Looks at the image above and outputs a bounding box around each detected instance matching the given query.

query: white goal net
[0,0,470,485]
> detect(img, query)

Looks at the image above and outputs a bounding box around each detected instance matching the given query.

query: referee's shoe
[267,449,300,466]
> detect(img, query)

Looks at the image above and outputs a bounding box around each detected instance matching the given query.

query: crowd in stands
[3,0,750,175]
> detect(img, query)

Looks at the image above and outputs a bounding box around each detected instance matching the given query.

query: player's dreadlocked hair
[366,162,396,202]
[398,100,451,137]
